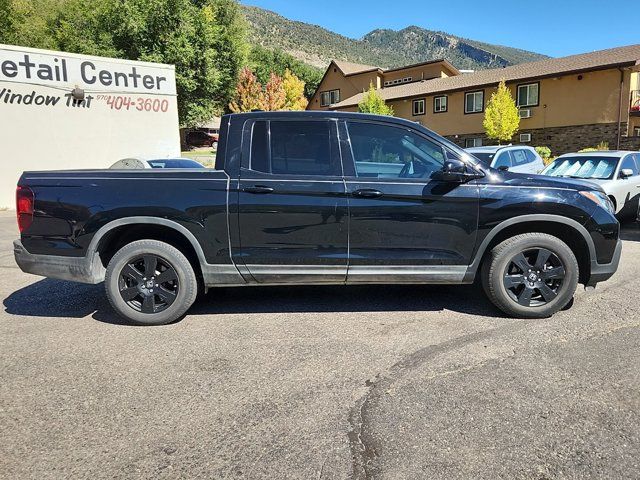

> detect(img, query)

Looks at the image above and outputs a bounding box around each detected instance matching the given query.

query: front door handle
[243,185,274,194]
[351,188,383,198]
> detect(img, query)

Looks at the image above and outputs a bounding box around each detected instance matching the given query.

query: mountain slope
[242,5,548,70]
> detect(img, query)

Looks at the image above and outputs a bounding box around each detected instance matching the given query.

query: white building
[0,44,181,208]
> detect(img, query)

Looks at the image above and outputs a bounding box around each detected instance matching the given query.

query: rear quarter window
[524,149,538,162]
[511,149,530,166]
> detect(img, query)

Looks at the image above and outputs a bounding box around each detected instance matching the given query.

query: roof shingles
[333,44,640,108]
[333,60,381,76]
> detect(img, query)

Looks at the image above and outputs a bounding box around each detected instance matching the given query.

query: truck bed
[18,168,230,264]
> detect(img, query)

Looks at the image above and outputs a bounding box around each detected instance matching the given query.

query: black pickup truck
[14,111,621,325]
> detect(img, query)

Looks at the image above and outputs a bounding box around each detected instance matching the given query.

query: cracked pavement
[1,212,639,479]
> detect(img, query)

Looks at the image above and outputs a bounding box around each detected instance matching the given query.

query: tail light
[16,186,34,233]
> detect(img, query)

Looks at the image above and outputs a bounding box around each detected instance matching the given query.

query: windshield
[542,156,618,180]
[148,159,205,169]
[468,152,495,164]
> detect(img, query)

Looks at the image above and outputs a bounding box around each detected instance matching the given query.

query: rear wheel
[105,240,198,325]
[482,233,578,318]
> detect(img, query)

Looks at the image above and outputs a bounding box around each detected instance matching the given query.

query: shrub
[535,146,551,160]
[579,141,610,153]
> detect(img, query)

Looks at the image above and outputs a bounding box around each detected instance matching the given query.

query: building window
[465,138,482,147]
[517,83,539,107]
[434,95,448,113]
[320,89,340,107]
[412,98,425,116]
[465,91,484,114]
[384,77,412,87]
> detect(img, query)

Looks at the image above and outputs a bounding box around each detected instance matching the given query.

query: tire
[481,233,578,318]
[105,240,198,326]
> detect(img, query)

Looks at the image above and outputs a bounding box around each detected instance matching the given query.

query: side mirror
[497,165,510,171]
[432,159,483,183]
[619,168,634,179]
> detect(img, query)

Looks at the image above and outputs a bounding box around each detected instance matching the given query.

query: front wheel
[482,233,579,318]
[105,240,198,325]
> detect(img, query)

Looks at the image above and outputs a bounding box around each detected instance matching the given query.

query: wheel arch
[88,217,207,282]
[467,215,596,285]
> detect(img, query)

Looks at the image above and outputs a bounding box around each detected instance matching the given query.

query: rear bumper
[587,238,622,286]
[13,240,105,284]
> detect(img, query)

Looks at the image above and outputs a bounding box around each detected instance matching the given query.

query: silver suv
[465,145,545,174]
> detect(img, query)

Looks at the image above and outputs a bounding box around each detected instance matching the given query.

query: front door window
[347,122,445,180]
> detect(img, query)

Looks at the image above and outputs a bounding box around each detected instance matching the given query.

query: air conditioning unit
[519,109,532,119]
[520,133,532,143]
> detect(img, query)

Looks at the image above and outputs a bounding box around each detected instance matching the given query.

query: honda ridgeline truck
[14,112,622,325]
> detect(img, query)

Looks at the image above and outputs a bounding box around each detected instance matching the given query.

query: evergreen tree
[483,79,520,143]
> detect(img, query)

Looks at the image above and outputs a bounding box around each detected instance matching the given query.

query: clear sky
[241,0,637,58]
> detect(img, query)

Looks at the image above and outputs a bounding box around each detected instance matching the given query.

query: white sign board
[0,44,180,208]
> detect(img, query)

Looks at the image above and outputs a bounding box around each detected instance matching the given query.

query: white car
[541,151,640,219]
[465,145,545,174]
[109,157,205,169]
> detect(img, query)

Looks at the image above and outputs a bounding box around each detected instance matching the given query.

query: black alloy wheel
[118,254,179,314]
[503,248,566,307]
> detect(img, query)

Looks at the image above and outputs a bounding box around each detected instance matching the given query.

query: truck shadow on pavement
[3,279,500,325]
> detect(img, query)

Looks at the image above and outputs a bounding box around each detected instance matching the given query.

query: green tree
[32,0,248,126]
[483,79,520,143]
[248,45,322,99]
[0,0,61,49]
[358,83,393,115]
[0,0,16,43]
[282,69,307,110]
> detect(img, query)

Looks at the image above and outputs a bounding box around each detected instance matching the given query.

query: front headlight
[579,190,615,214]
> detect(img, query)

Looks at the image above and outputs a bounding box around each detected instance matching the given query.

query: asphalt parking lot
[1,211,639,479]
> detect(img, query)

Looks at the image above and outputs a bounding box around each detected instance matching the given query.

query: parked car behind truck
[465,145,545,174]
[541,151,640,219]
[14,112,621,325]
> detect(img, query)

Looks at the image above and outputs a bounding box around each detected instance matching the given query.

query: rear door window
[249,120,341,176]
[511,149,530,166]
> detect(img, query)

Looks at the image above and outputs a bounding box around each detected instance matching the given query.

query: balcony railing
[631,90,640,112]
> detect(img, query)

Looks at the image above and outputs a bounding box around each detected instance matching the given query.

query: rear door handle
[243,185,274,194]
[351,188,383,198]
